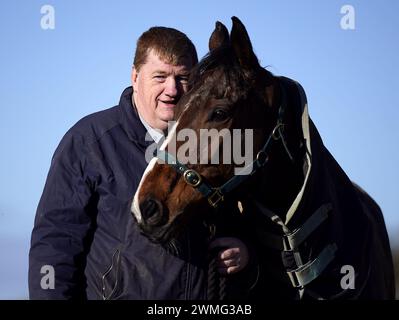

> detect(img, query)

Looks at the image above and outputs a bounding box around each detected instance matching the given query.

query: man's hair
[133,26,198,71]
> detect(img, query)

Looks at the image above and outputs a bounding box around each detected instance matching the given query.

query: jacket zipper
[101,248,121,300]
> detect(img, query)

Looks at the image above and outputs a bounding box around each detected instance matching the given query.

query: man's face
[132,50,192,131]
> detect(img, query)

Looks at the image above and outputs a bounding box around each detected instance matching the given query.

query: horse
[132,17,395,299]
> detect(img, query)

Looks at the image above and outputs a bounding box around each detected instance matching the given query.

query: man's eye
[154,75,166,81]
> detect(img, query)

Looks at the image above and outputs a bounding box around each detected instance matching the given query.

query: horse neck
[253,80,305,220]
[255,144,304,220]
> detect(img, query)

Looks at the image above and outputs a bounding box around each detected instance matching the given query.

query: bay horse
[132,17,395,299]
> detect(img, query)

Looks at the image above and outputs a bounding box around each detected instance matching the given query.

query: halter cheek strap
[155,149,217,201]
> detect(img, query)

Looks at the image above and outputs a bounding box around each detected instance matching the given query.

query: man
[29,26,251,299]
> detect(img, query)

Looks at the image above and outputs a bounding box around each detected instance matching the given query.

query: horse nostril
[141,199,158,219]
[140,198,167,226]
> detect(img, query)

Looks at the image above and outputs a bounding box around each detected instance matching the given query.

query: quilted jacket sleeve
[29,131,97,300]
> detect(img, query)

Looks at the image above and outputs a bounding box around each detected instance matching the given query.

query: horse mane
[190,45,234,79]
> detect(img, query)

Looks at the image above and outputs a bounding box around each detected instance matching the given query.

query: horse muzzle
[139,197,168,228]
[133,196,178,244]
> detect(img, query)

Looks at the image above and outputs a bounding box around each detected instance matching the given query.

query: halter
[154,83,293,208]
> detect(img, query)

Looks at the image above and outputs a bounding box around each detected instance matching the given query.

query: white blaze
[131,120,179,222]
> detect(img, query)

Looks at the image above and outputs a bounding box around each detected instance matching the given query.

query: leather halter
[154,83,292,208]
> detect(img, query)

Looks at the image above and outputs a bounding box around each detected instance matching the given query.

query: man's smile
[159,99,177,107]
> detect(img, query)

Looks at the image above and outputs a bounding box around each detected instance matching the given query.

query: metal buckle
[287,269,303,288]
[272,123,284,140]
[208,189,224,208]
[256,150,268,166]
[285,244,338,289]
[283,248,305,288]
[183,169,202,187]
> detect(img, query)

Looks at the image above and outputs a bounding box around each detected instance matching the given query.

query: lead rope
[206,223,227,300]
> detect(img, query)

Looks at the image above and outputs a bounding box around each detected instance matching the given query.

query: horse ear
[230,16,259,70]
[209,21,229,51]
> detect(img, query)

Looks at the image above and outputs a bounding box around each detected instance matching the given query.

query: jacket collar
[118,86,154,149]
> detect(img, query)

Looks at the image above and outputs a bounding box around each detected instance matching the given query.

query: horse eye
[209,108,230,122]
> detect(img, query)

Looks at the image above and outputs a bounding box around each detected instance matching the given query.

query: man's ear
[131,66,138,92]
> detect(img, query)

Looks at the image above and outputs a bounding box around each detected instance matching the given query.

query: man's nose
[164,77,178,97]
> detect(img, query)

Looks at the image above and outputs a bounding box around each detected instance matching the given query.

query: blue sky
[0,0,398,299]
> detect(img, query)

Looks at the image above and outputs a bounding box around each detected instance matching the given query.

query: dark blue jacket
[29,87,209,299]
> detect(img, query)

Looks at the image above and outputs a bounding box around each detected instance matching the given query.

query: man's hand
[209,237,249,275]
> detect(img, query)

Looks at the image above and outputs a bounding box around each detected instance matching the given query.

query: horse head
[132,17,304,244]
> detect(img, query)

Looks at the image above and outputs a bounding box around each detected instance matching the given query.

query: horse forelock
[190,45,251,95]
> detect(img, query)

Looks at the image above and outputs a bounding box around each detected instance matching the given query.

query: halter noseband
[154,83,292,208]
